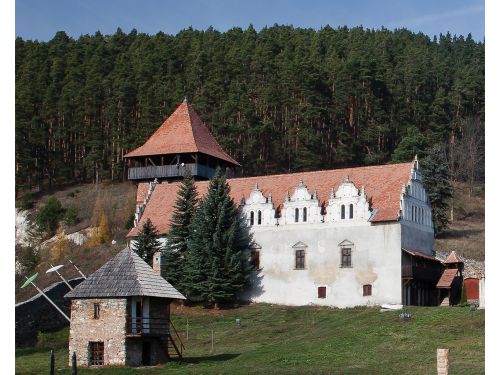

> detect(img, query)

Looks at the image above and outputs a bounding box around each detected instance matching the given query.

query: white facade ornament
[326,179,371,222]
[281,180,321,224]
[241,184,275,226]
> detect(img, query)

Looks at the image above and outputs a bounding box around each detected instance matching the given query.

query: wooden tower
[124,99,240,181]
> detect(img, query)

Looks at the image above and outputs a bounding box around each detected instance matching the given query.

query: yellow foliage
[51,228,68,263]
[98,213,111,244]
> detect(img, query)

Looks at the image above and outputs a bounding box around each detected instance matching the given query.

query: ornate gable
[281,180,321,224]
[241,184,276,226]
[326,176,371,223]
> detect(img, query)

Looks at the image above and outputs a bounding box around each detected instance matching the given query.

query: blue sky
[16,0,484,42]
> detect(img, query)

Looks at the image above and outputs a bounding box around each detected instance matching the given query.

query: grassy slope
[435,183,485,260]
[16,304,484,375]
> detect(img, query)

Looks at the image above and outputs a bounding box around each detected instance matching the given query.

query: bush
[35,197,64,236]
[125,212,135,230]
[63,206,80,226]
[17,192,35,210]
[17,245,41,273]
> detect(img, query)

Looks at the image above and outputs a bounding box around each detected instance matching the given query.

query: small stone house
[65,247,185,367]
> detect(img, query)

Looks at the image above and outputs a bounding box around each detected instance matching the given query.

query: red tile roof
[136,182,150,203]
[128,162,413,237]
[443,251,463,264]
[124,100,240,166]
[436,268,458,288]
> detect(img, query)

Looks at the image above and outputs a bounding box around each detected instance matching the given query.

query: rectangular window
[341,205,345,219]
[250,250,260,270]
[318,286,326,298]
[89,341,104,366]
[295,249,305,269]
[363,284,372,296]
[93,303,100,319]
[295,208,299,222]
[303,207,307,222]
[349,204,353,219]
[341,248,351,267]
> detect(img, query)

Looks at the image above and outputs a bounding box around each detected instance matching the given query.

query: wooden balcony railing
[126,317,170,336]
[128,163,218,180]
[402,264,442,282]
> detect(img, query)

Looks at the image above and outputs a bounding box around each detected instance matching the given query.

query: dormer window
[349,204,354,219]
[250,211,254,226]
[341,205,345,220]
[303,207,307,222]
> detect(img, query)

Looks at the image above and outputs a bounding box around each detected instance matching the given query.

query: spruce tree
[421,144,453,236]
[163,172,198,292]
[184,168,252,306]
[134,218,161,266]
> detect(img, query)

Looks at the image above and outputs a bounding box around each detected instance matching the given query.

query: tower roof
[124,100,240,166]
[65,247,185,300]
[443,250,463,264]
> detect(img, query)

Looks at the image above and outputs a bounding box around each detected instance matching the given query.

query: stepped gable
[124,100,240,166]
[128,162,413,237]
[65,247,185,300]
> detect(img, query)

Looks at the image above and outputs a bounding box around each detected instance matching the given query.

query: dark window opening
[250,250,260,270]
[93,303,100,319]
[295,208,299,222]
[303,207,307,222]
[295,249,305,269]
[341,247,351,267]
[250,211,254,226]
[349,204,353,219]
[363,284,372,296]
[258,210,262,225]
[89,341,104,366]
[341,205,345,219]
[318,286,326,298]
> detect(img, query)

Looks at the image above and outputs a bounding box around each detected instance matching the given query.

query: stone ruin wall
[68,298,127,367]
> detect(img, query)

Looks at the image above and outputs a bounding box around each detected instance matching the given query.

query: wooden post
[211,329,214,352]
[71,352,77,375]
[50,349,54,375]
[437,348,449,375]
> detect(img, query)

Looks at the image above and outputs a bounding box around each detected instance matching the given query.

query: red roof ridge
[124,100,240,166]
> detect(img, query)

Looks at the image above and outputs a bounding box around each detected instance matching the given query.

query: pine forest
[15,25,484,192]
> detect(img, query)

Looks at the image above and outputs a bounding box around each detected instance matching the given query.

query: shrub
[125,212,135,230]
[17,192,35,210]
[35,197,64,236]
[63,206,80,226]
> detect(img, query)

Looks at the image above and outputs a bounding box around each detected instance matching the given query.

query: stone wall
[68,298,127,367]
[15,278,84,346]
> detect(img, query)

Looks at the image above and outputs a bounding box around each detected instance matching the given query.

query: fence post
[50,349,54,375]
[437,348,449,375]
[211,329,214,352]
[71,351,77,375]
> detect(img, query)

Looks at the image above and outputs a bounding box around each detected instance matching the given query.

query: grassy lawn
[16,303,484,374]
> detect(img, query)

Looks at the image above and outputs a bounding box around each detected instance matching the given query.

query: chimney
[152,251,166,279]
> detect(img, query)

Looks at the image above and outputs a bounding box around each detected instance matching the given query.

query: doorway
[142,341,151,366]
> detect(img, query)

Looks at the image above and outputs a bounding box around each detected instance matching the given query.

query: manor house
[125,99,446,308]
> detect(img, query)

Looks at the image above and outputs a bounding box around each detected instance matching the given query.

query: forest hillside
[15,25,484,192]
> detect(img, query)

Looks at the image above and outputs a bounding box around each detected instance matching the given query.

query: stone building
[127,100,445,308]
[65,247,185,367]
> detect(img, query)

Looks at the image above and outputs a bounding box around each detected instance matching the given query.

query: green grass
[16,304,484,374]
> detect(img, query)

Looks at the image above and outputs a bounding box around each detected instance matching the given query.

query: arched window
[349,204,354,219]
[303,207,307,222]
[341,205,345,220]
[250,211,254,226]
[258,210,262,225]
[295,208,299,222]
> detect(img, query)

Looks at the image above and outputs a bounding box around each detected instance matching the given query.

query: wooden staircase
[162,319,185,360]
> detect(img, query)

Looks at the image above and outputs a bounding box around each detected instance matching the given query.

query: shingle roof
[124,100,240,166]
[128,162,413,237]
[402,248,441,262]
[436,268,458,288]
[65,247,185,300]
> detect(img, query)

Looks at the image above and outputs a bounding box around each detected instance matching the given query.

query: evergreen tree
[134,218,161,266]
[163,172,198,292]
[184,168,252,306]
[391,126,428,163]
[421,144,453,236]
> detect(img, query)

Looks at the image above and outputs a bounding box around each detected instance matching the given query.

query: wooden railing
[168,319,185,358]
[126,317,169,336]
[402,264,441,282]
[128,163,217,180]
